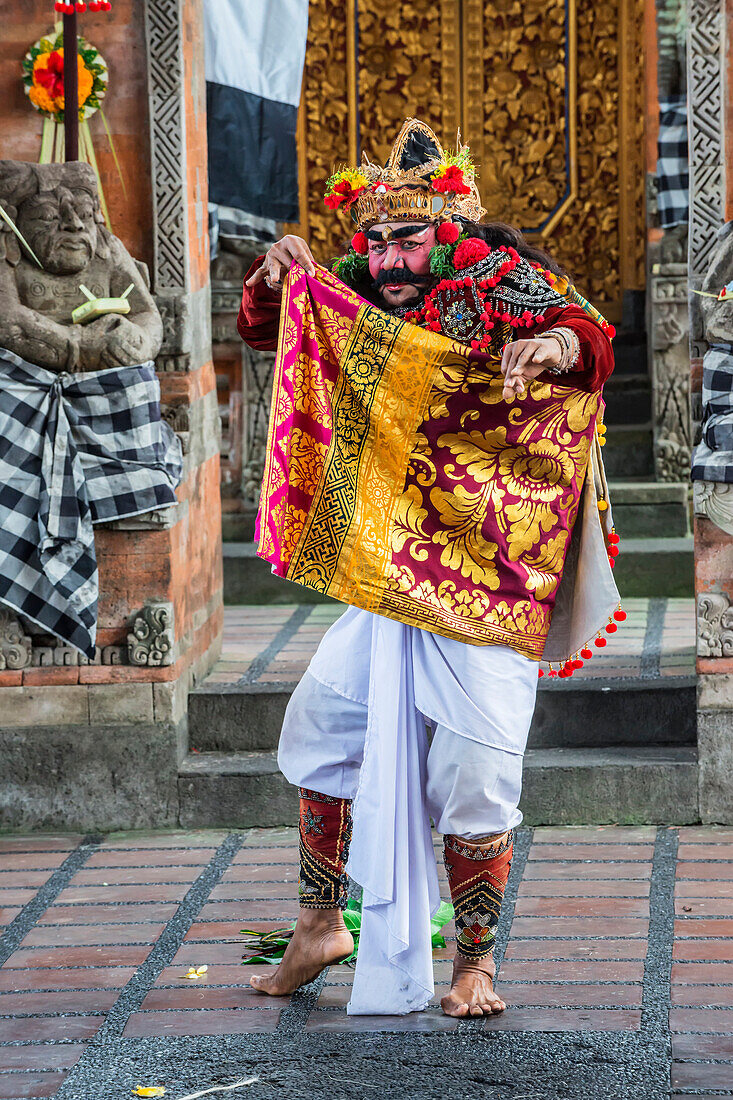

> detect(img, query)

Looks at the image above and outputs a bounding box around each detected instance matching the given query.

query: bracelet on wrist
[541,327,580,374]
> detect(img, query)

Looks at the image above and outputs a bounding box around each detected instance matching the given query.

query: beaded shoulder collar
[403,243,567,355]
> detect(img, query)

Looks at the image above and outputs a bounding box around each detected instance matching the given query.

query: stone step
[614,536,694,598]
[612,331,648,375]
[222,511,256,543]
[178,751,295,829]
[223,543,332,605]
[223,533,694,604]
[603,373,651,425]
[189,676,696,755]
[520,745,698,825]
[609,480,690,538]
[176,745,699,828]
[602,423,654,479]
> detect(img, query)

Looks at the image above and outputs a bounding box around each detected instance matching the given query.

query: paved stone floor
[205,597,695,687]
[0,824,731,1098]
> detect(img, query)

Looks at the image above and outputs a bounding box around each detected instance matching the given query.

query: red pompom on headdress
[431,165,471,195]
[453,237,490,270]
[351,231,368,255]
[436,222,460,245]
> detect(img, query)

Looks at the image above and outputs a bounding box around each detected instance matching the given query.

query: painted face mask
[366,222,437,308]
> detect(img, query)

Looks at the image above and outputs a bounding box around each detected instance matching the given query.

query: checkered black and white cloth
[0,348,183,656]
[657,95,689,229]
[691,343,733,483]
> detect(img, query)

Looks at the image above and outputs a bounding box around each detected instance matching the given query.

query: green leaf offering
[241,896,454,966]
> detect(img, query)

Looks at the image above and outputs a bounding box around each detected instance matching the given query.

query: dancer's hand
[500,336,563,400]
[246,234,317,291]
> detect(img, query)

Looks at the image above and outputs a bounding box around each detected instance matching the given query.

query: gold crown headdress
[324,118,486,232]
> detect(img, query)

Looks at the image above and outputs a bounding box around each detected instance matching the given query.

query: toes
[469,1005,483,1017]
[249,975,271,992]
[440,998,470,1018]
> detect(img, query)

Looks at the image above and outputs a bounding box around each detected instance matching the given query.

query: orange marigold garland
[23,29,107,122]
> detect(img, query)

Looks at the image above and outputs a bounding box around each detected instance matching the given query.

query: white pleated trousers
[278,606,538,1016]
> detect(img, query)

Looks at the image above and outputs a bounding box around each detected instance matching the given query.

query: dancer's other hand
[500,336,563,401]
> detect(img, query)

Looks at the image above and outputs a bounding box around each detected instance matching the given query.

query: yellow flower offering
[180,965,208,980]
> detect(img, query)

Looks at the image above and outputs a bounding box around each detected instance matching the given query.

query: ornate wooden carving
[291,0,645,317]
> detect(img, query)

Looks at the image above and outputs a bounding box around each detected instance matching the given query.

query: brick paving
[206,598,695,686]
[1,825,733,1096]
[1,827,730,1095]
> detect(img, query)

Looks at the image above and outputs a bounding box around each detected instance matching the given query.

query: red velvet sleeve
[523,304,615,393]
[236,256,283,352]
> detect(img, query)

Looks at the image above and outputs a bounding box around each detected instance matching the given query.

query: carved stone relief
[144,0,204,373]
[30,644,126,667]
[649,258,691,480]
[694,482,733,535]
[698,591,733,657]
[127,602,176,667]
[242,346,276,507]
[3,610,128,667]
[0,609,31,670]
[686,0,725,359]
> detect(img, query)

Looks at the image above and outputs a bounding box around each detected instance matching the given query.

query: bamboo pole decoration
[63,9,79,161]
[53,0,113,162]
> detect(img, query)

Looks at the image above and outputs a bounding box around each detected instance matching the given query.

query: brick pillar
[0,0,222,830]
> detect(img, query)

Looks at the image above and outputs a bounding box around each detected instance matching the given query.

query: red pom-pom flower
[453,237,490,270]
[436,221,460,245]
[324,169,368,212]
[431,165,471,195]
[351,231,368,255]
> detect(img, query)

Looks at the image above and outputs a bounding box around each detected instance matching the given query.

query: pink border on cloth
[255,264,366,574]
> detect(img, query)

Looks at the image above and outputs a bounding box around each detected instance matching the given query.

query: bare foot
[249,907,353,997]
[440,953,507,1017]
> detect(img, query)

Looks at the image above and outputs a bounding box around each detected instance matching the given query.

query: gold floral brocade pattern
[379,362,599,656]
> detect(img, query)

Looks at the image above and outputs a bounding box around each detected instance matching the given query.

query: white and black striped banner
[205,0,308,222]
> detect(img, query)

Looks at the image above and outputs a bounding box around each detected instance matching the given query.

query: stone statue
[0,160,162,372]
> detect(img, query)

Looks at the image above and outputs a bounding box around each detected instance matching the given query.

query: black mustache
[374,267,433,289]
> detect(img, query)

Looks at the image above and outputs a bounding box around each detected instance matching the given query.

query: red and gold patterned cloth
[256,264,613,660]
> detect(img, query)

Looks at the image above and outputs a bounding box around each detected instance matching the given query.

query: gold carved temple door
[289,0,646,324]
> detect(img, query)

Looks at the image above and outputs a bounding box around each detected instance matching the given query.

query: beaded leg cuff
[444,831,514,960]
[297,788,353,910]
